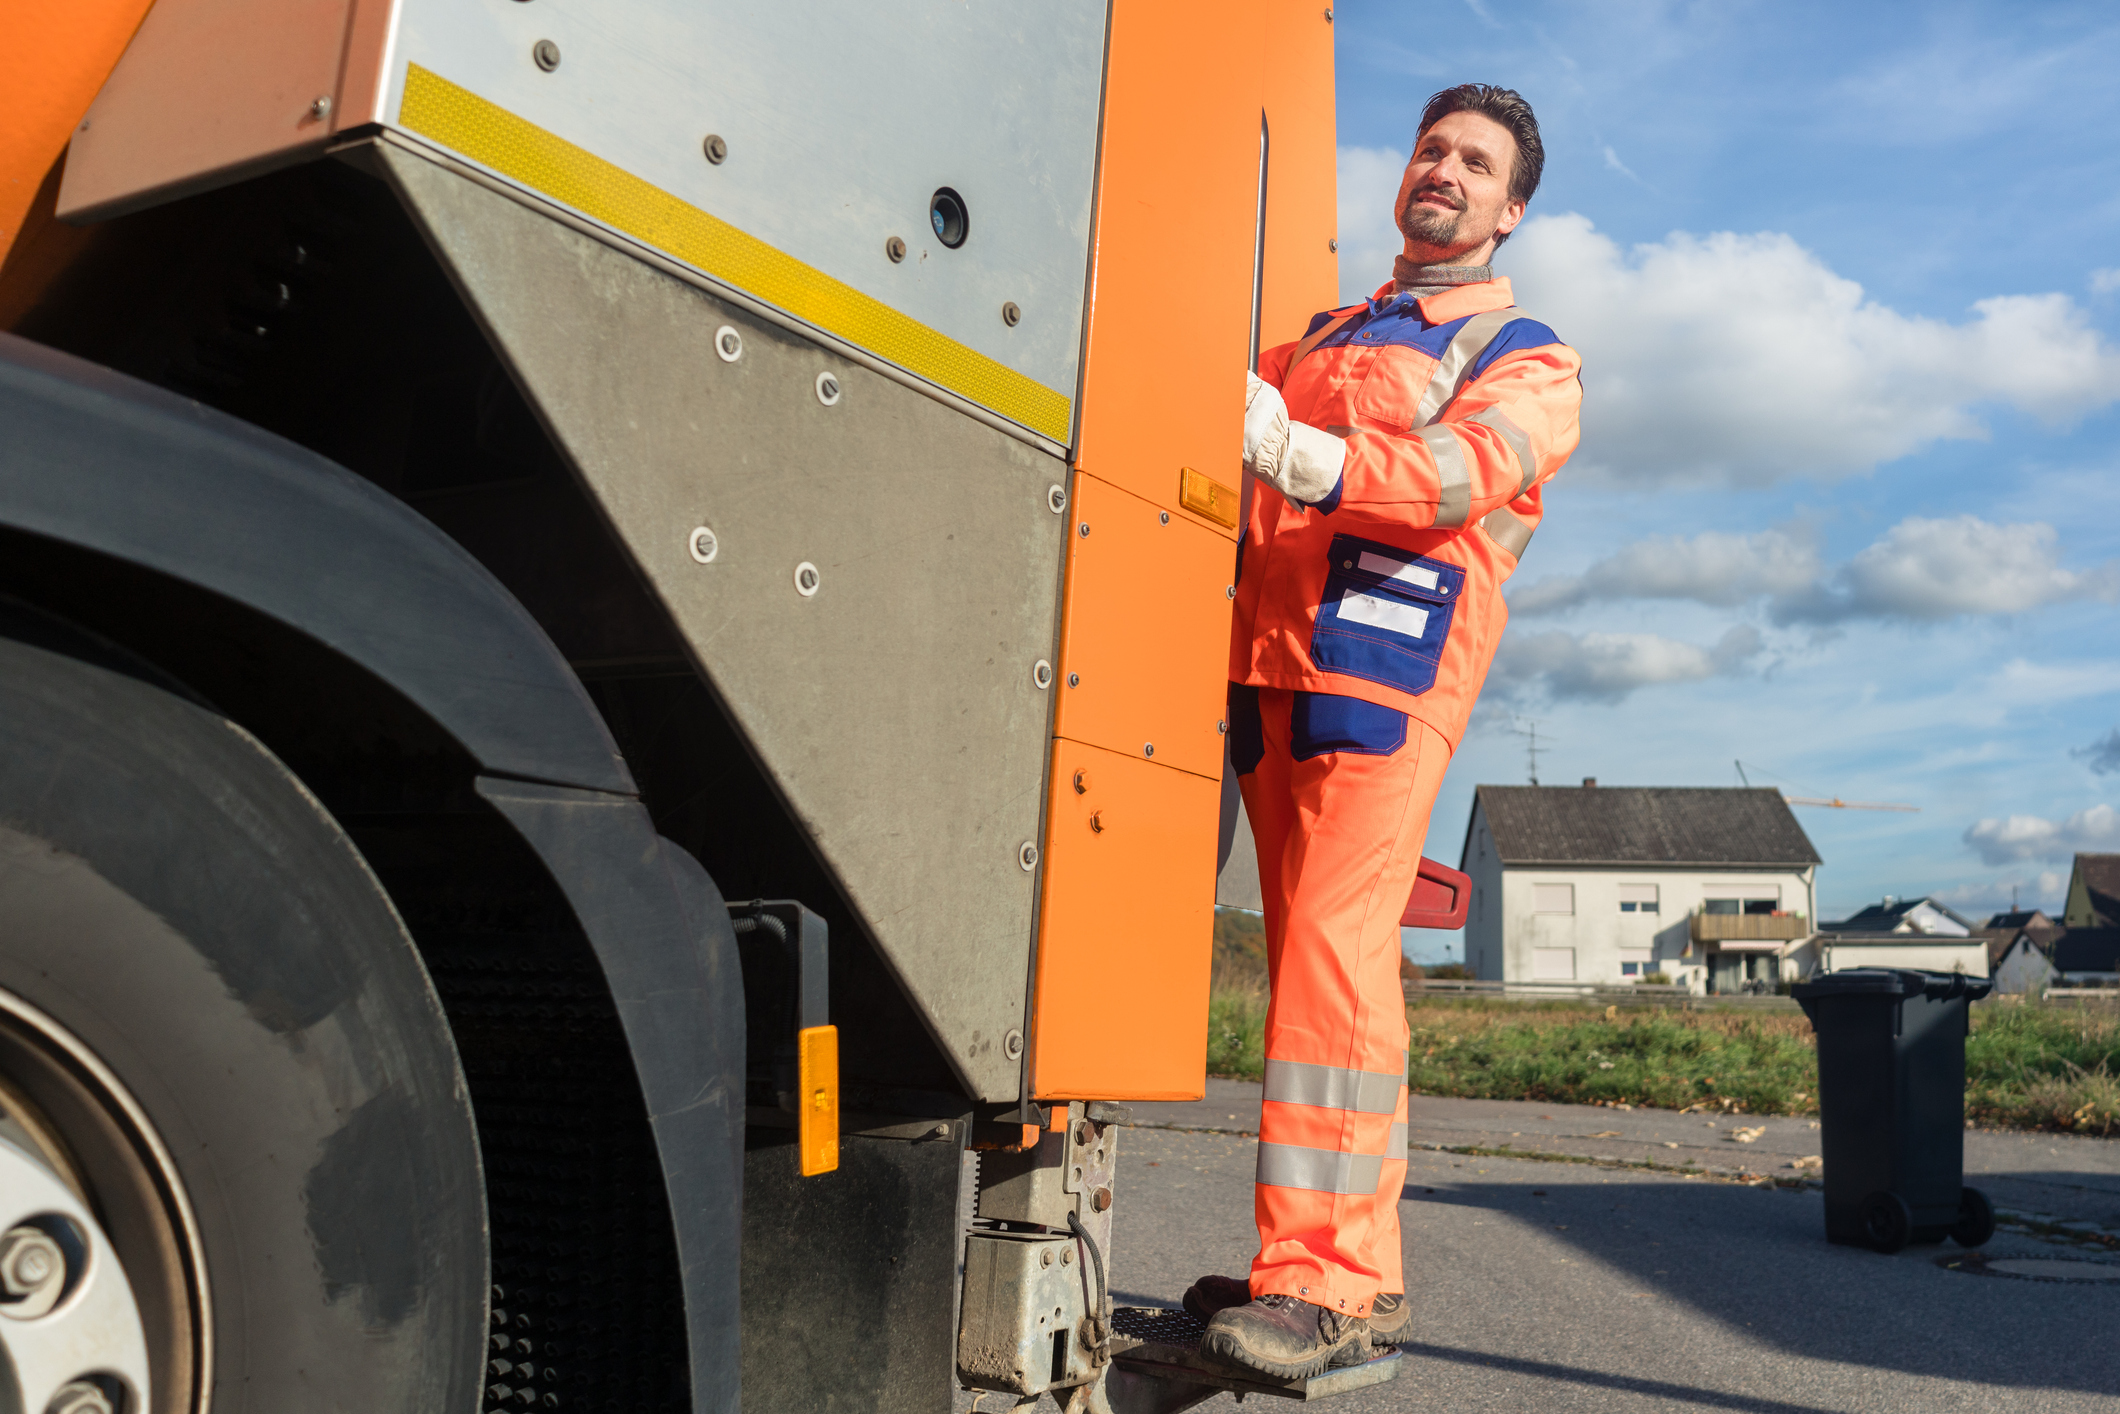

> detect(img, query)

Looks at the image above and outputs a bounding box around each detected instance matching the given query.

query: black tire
[0,625,487,1412]
[1952,1186,1997,1248]
[1857,1191,1913,1254]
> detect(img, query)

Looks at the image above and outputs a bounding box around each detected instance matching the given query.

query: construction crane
[1736,762,1919,812]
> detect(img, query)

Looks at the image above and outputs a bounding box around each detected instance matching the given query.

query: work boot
[1200,1293,1369,1379]
[1181,1273,1249,1323]
[1367,1293,1409,1347]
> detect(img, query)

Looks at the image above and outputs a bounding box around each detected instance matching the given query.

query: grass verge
[1203,982,2120,1134]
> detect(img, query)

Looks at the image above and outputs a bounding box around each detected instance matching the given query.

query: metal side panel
[382,145,1062,1102]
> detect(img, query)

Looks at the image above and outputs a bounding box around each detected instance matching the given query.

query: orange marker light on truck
[798,1024,839,1176]
[1178,466,1239,529]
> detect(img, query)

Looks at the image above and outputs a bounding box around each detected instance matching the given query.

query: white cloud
[1929,872,2066,918]
[1336,145,1407,303]
[1509,515,2120,624]
[1490,624,1761,703]
[1963,804,2120,865]
[2094,268,2120,295]
[1500,214,2120,485]
[2076,728,2120,776]
[1778,516,2120,623]
[1601,145,1640,182]
[1511,528,1819,615]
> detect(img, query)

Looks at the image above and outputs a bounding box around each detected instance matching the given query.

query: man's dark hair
[1417,84,1544,247]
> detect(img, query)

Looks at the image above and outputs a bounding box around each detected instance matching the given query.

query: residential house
[1983,909,2062,995]
[2064,854,2120,928]
[1808,897,1990,978]
[1459,782,1821,994]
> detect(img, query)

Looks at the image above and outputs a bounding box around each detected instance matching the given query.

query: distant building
[1808,897,1989,978]
[1459,782,1820,994]
[2063,854,2120,928]
[1983,909,2062,994]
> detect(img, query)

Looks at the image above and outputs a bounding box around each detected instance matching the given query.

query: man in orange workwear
[1188,84,1582,1378]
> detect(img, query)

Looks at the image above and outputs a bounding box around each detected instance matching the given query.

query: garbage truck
[0,3,1342,1411]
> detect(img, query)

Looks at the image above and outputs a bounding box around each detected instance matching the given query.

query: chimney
[1582,777,1597,788]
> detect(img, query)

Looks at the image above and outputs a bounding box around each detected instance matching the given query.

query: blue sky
[1329,2,2120,962]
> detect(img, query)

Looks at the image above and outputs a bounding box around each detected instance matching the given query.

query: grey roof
[1469,786,1821,868]
[1824,897,1979,935]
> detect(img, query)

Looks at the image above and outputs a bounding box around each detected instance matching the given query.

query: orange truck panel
[1030,739,1221,1100]
[1028,0,1339,1103]
[0,0,156,265]
[1052,472,1233,783]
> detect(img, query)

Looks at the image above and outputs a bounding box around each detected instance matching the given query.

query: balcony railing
[1690,912,1810,943]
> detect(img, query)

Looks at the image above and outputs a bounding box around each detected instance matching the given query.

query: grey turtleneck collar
[1390,254,1495,297]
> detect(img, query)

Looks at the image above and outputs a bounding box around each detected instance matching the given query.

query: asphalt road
[958,1083,2120,1413]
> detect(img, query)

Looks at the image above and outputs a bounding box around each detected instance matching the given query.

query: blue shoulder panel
[1466,318,1562,382]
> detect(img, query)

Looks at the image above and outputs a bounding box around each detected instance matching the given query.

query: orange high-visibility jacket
[1228,276,1581,749]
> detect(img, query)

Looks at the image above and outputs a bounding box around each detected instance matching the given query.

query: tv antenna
[1513,719,1549,786]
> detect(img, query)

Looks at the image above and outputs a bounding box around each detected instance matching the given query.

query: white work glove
[1244,370,1346,506]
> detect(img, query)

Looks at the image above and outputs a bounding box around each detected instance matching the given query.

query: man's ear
[1494,198,1527,240]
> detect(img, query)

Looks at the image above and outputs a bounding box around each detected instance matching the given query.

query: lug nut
[0,1226,67,1318]
[46,1383,113,1414]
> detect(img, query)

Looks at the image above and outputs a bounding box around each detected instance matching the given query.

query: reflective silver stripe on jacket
[1263,1057,1407,1115]
[1415,425,1472,528]
[1481,508,1535,560]
[1389,1121,1409,1157]
[1256,1142,1387,1195]
[1466,406,1536,495]
[1413,310,1516,428]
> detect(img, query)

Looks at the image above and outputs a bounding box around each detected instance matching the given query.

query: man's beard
[1397,187,1468,251]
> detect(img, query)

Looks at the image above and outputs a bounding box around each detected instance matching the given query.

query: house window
[1619,884,1659,914]
[1533,947,1575,980]
[1706,885,1780,916]
[1619,946,1653,977]
[1533,883,1574,915]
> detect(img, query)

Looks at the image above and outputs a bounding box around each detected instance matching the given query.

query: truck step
[1109,1306,1403,1402]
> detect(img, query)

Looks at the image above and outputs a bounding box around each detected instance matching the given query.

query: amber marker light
[798,1024,840,1176]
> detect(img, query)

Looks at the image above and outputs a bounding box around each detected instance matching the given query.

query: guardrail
[1401,978,1801,1010]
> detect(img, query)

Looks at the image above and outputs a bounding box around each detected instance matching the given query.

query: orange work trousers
[1229,684,1451,1317]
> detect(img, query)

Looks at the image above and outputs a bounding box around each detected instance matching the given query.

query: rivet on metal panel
[702,134,728,164]
[1002,302,1021,327]
[714,326,743,362]
[1077,523,1090,538]
[815,371,842,406]
[532,39,561,71]
[1004,1029,1025,1060]
[1046,485,1067,514]
[1324,7,1334,21]
[1158,511,1170,525]
[1040,1248,1053,1268]
[687,526,719,564]
[1061,1246,1073,1265]
[1143,744,1154,758]
[1032,660,1054,689]
[885,235,907,263]
[1071,770,1090,794]
[1089,812,1104,835]
[308,95,333,121]
[1092,1186,1113,1212]
[794,561,821,597]
[1330,238,1339,253]
[1227,585,1237,599]
[1018,842,1039,872]
[1067,672,1080,688]
[1217,720,1228,735]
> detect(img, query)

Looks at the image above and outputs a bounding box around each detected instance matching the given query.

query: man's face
[1394,110,1526,263]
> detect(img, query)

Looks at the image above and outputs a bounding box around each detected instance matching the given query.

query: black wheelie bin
[1790,968,1996,1254]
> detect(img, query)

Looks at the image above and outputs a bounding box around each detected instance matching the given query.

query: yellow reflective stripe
[1417,424,1472,528]
[1414,310,1515,427]
[398,64,1072,443]
[1263,1058,1406,1115]
[1466,406,1536,495]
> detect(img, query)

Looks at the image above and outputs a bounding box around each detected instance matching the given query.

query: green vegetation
[1200,973,2120,1134]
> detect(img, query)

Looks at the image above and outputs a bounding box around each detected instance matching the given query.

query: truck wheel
[1856,1191,1912,1254]
[0,620,488,1413]
[1950,1187,1996,1248]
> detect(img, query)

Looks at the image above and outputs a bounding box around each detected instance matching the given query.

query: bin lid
[1790,968,1993,1003]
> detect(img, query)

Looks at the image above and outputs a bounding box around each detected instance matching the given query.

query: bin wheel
[1951,1186,1996,1248]
[1857,1191,1913,1253]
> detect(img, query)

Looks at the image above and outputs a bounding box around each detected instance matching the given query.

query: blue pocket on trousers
[1290,692,1407,761]
[1308,534,1463,697]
